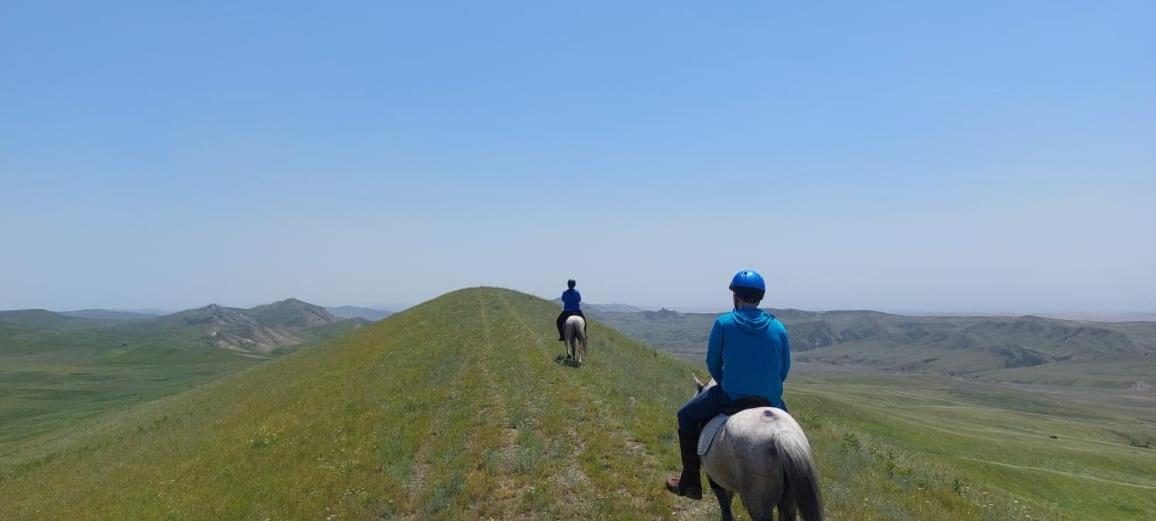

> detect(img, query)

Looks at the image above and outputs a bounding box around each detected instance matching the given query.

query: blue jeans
[677,385,732,431]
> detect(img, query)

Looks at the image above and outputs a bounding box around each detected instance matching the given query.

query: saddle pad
[697,414,729,456]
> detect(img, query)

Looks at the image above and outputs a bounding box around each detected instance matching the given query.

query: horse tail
[776,428,823,521]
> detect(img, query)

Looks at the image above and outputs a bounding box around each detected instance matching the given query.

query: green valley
[593,305,1156,519]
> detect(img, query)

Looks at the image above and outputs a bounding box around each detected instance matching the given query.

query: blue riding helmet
[729,270,766,292]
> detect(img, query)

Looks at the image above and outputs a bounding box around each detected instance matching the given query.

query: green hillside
[2,288,1094,520]
[0,299,362,467]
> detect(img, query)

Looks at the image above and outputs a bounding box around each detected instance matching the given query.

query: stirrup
[664,477,702,500]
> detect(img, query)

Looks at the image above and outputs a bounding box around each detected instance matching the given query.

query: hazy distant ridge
[325,305,392,321]
[591,306,1156,385]
[58,309,158,321]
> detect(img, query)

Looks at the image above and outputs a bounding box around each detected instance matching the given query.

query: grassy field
[1,288,1149,519]
[0,322,264,469]
[789,368,1156,520]
[602,308,1156,520]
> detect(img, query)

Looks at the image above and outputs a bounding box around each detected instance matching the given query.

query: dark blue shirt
[561,289,581,311]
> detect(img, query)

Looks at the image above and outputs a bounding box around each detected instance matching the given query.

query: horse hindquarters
[707,409,822,521]
[564,317,587,364]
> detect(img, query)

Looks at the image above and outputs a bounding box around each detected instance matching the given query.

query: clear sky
[2,1,1153,313]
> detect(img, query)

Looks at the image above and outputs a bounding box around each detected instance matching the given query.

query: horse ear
[692,373,705,391]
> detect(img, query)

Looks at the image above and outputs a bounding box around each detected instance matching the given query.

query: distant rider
[665,270,792,500]
[556,279,586,341]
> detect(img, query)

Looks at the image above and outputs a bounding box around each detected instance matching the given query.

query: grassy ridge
[0,288,1084,519]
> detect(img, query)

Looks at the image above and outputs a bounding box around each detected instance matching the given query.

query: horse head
[692,374,718,395]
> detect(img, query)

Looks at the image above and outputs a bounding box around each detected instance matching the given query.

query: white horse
[693,375,823,521]
[563,315,588,365]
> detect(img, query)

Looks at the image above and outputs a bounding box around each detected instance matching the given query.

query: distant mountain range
[49,303,395,323]
[588,306,1156,387]
[0,298,373,354]
[549,300,649,313]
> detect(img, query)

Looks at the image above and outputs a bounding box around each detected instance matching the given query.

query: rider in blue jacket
[665,270,792,500]
[556,279,586,341]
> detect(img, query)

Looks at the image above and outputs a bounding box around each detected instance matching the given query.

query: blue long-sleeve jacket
[706,307,791,407]
[561,289,581,311]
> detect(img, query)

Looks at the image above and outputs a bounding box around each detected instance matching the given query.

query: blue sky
[2,1,1153,313]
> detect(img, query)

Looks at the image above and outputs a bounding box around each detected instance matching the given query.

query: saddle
[697,396,774,456]
[722,396,773,415]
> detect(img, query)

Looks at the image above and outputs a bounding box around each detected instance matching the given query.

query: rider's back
[561,288,581,311]
[707,308,791,408]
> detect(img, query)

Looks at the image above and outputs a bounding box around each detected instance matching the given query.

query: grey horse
[563,315,588,365]
[694,375,823,521]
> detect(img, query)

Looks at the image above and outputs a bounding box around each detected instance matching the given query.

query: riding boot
[664,429,703,500]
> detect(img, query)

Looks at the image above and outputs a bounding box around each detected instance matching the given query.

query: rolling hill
[2,299,363,355]
[155,298,359,353]
[248,298,341,328]
[5,288,1144,520]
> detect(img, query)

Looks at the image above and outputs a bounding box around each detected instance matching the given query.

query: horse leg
[708,476,735,521]
[777,473,797,520]
[739,491,778,521]
[777,495,797,521]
